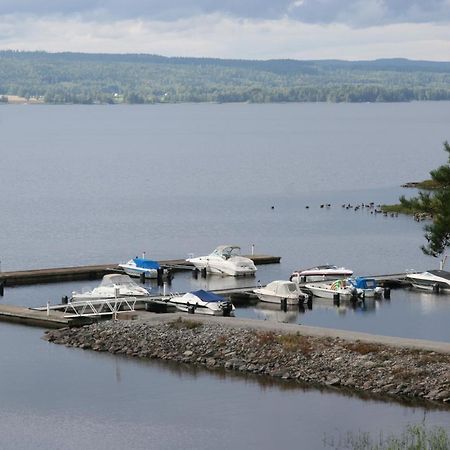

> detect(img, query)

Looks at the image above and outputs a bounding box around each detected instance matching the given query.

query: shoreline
[43,313,450,406]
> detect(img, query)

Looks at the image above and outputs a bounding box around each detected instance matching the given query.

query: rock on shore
[43,318,450,404]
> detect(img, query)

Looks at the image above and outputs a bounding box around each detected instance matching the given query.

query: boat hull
[172,304,235,316]
[305,284,359,300]
[254,291,300,305]
[119,265,158,279]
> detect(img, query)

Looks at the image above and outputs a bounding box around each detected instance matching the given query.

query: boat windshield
[211,246,241,259]
[100,275,137,288]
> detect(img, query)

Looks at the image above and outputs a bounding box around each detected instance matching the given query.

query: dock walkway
[0,255,280,286]
[0,304,91,328]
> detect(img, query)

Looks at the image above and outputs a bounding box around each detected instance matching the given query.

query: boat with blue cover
[346,277,383,298]
[119,257,161,279]
[168,289,235,316]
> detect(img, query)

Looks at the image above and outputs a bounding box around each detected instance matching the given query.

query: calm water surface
[0,103,450,448]
[0,323,449,450]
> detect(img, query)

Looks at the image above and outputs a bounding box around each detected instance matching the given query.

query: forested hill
[1,50,450,104]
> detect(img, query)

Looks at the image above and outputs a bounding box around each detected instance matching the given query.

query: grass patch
[167,317,202,330]
[277,333,313,354]
[402,179,441,190]
[323,422,449,450]
[342,341,382,355]
[256,332,313,354]
[256,331,277,345]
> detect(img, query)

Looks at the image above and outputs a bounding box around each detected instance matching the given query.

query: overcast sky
[0,0,449,60]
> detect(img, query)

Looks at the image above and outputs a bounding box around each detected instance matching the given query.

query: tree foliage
[0,51,450,104]
[400,142,450,257]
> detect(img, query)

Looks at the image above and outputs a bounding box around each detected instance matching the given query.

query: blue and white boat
[119,257,161,279]
[346,277,383,298]
[168,289,235,316]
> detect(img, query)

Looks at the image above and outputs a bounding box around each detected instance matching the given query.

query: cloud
[288,0,450,26]
[1,14,449,61]
[0,0,449,25]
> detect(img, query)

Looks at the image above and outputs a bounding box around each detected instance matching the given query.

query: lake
[0,102,449,448]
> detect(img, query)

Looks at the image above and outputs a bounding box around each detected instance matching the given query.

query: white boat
[406,270,450,293]
[168,290,235,316]
[290,265,353,283]
[119,257,160,279]
[253,280,307,305]
[187,245,257,276]
[305,279,360,300]
[346,277,384,298]
[71,274,150,301]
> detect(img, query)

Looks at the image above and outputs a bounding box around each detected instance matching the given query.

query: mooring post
[251,244,255,256]
[157,268,163,286]
[46,301,50,317]
[0,280,4,297]
[307,294,313,309]
[61,295,68,305]
[163,282,167,297]
[140,272,145,284]
[432,283,440,294]
[383,287,391,299]
[201,267,207,278]
[193,268,199,279]
[333,293,340,306]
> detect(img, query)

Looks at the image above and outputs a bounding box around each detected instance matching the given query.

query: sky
[0,0,449,60]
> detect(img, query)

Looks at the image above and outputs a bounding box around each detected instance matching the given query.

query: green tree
[400,141,450,258]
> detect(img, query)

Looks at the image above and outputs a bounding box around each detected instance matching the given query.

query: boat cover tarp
[428,270,450,281]
[191,290,225,303]
[133,258,160,269]
[348,277,377,289]
[266,281,298,296]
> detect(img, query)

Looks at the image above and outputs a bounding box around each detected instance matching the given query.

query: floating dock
[0,255,281,286]
[0,304,93,328]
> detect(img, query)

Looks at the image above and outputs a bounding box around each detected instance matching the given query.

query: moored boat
[71,274,150,301]
[406,270,450,293]
[254,280,307,305]
[187,245,257,276]
[290,265,353,283]
[119,257,161,279]
[168,290,235,316]
[305,279,360,300]
[346,277,383,298]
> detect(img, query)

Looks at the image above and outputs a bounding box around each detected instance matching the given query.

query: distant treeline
[1,50,450,104]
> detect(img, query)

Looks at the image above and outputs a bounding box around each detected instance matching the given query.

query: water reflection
[109,348,450,412]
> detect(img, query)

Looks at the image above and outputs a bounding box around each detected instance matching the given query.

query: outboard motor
[222,302,233,317]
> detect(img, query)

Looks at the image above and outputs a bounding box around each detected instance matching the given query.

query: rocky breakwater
[43,318,450,404]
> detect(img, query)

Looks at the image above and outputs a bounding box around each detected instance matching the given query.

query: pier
[0,254,281,286]
[0,304,92,328]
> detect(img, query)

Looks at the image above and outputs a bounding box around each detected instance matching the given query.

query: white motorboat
[71,274,150,301]
[305,279,360,300]
[290,265,353,283]
[406,270,450,293]
[253,280,307,305]
[168,290,235,316]
[346,277,383,298]
[187,245,257,276]
[119,257,161,279]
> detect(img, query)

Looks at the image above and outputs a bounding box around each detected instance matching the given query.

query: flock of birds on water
[270,202,430,221]
[271,202,397,216]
